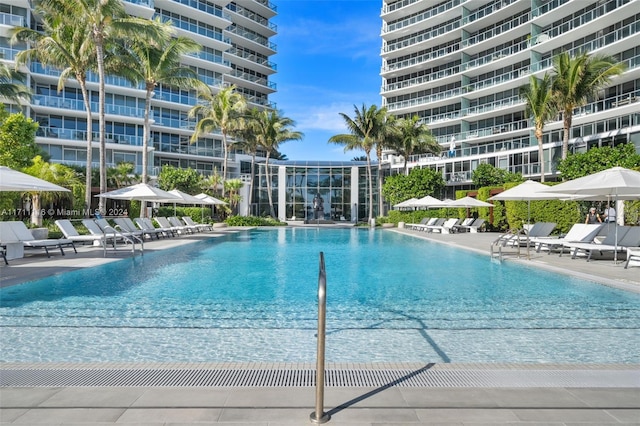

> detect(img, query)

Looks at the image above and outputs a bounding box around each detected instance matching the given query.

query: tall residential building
[380,0,640,194]
[0,0,277,179]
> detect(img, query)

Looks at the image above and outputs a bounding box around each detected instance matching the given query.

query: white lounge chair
[182,216,212,232]
[625,247,640,269]
[113,217,156,240]
[155,216,189,235]
[169,216,198,233]
[564,226,634,261]
[416,218,444,231]
[407,217,431,230]
[55,219,107,247]
[530,223,603,255]
[426,218,460,234]
[135,217,175,238]
[1,221,75,257]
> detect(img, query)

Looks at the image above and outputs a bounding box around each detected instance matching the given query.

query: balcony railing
[226,47,276,70]
[383,64,461,92]
[0,12,24,26]
[462,11,529,47]
[462,0,518,25]
[227,26,277,51]
[33,95,146,118]
[462,39,528,71]
[36,126,143,146]
[383,42,459,73]
[383,19,460,53]
[383,0,462,34]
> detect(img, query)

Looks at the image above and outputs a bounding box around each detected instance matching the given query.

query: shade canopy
[194,193,227,205]
[97,183,181,202]
[0,166,70,192]
[168,189,208,205]
[445,196,493,208]
[489,180,569,201]
[393,197,418,209]
[540,167,640,199]
[413,195,445,208]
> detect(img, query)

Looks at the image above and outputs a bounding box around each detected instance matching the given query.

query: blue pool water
[1,228,639,364]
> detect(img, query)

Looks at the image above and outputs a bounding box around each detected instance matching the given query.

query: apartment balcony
[249,0,277,19]
[155,0,230,28]
[226,26,277,56]
[36,126,144,147]
[381,42,459,77]
[381,0,461,41]
[382,19,460,57]
[461,11,530,55]
[226,2,277,37]
[123,0,154,19]
[225,70,276,93]
[225,47,276,75]
[381,0,441,22]
[32,95,146,122]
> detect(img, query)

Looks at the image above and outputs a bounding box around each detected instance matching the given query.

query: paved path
[1,226,639,425]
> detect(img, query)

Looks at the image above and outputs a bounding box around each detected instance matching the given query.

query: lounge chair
[530,223,603,255]
[625,247,640,269]
[564,226,634,261]
[407,217,431,230]
[427,218,461,234]
[451,218,474,232]
[454,218,485,233]
[55,219,107,247]
[135,217,175,238]
[169,216,198,233]
[155,216,189,235]
[113,217,158,240]
[1,221,75,257]
[504,222,557,247]
[182,216,212,232]
[416,218,444,232]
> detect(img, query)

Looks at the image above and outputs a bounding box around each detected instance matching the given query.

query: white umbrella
[445,196,493,208]
[540,167,640,262]
[393,197,418,209]
[0,166,70,192]
[97,183,181,202]
[168,189,208,205]
[413,195,445,208]
[194,193,227,205]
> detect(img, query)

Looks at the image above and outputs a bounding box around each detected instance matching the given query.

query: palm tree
[329,104,385,223]
[12,12,95,215]
[223,178,243,213]
[23,155,81,226]
[39,0,165,213]
[0,61,30,104]
[252,109,303,218]
[520,74,556,182]
[189,85,247,194]
[111,18,206,185]
[551,51,626,160]
[107,162,138,188]
[372,108,395,217]
[390,115,440,175]
[234,108,263,207]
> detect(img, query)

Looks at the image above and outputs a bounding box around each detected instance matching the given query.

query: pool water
[1,228,639,363]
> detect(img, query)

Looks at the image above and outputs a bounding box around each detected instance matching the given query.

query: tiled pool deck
[1,226,639,425]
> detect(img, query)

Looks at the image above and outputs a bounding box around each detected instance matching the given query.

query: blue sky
[271,0,382,161]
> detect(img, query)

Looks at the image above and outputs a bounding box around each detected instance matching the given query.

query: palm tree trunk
[140,85,153,217]
[79,79,93,217]
[536,132,545,183]
[221,131,228,196]
[96,36,107,214]
[248,153,255,207]
[562,113,571,161]
[30,193,42,227]
[265,152,276,218]
[366,153,373,223]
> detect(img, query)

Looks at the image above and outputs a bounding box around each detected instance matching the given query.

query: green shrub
[224,215,287,227]
[157,206,212,223]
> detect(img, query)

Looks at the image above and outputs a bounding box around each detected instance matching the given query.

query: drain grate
[1,367,637,388]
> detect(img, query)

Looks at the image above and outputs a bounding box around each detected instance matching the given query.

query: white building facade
[380,0,640,192]
[0,0,277,179]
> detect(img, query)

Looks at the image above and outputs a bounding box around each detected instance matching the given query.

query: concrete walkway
[1,226,639,425]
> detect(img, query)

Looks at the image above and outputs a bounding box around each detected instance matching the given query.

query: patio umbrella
[194,193,227,221]
[413,195,445,208]
[489,180,570,226]
[0,166,70,192]
[97,183,181,203]
[393,197,418,209]
[445,196,493,208]
[540,167,640,262]
[168,189,210,216]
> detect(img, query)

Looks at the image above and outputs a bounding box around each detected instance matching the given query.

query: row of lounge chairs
[0,221,76,262]
[408,217,485,234]
[492,221,640,264]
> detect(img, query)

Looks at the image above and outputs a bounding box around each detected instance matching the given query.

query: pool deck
[1,225,639,425]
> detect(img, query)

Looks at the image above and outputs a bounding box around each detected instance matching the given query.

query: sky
[270,0,383,162]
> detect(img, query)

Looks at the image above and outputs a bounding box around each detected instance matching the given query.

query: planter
[30,228,49,239]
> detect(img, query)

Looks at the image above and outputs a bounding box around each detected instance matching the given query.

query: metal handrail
[310,252,330,424]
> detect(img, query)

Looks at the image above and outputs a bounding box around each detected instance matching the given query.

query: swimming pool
[1,228,639,364]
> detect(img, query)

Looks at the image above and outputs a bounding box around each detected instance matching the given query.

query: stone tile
[513,408,619,422]
[485,388,587,408]
[324,387,408,408]
[224,388,314,407]
[0,408,28,423]
[324,408,420,423]
[39,388,145,407]
[416,408,519,423]
[12,408,124,423]
[605,408,640,423]
[116,408,221,423]
[218,408,327,423]
[0,388,62,407]
[132,388,230,407]
[399,388,497,408]
[568,388,640,408]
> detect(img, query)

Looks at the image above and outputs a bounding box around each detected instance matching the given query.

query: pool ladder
[310,252,330,424]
